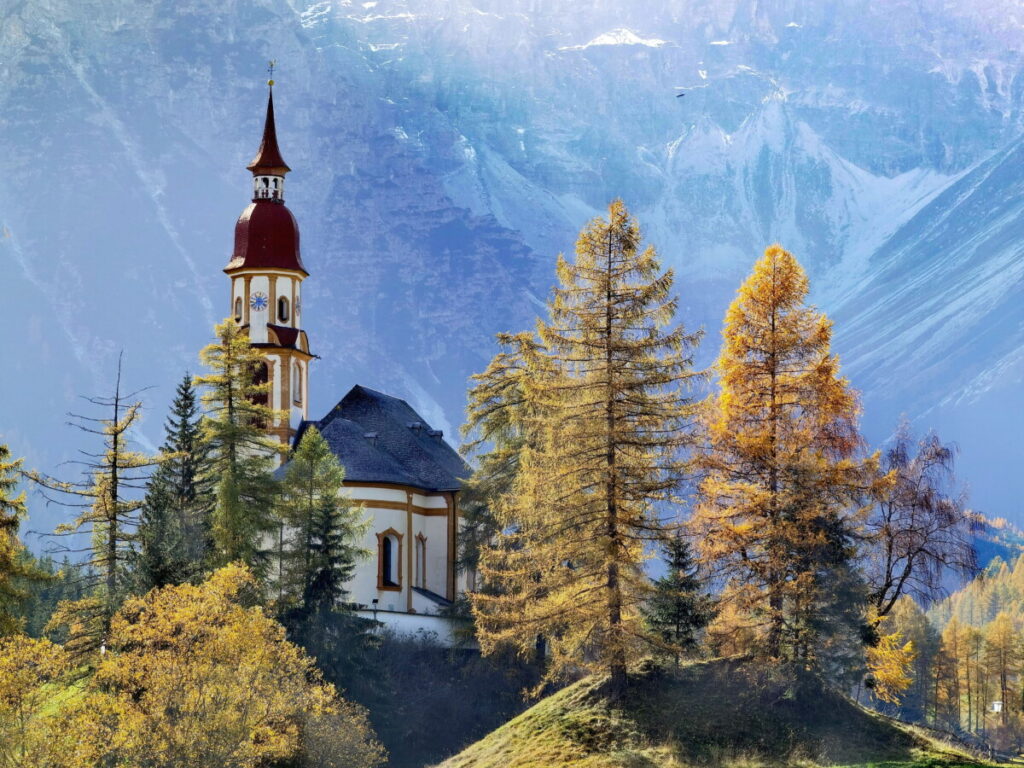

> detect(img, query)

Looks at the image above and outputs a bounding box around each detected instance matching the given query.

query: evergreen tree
[275,427,366,613]
[275,427,376,690]
[195,319,281,576]
[473,200,703,698]
[28,358,157,656]
[642,533,714,660]
[133,374,214,591]
[690,245,875,662]
[0,443,37,636]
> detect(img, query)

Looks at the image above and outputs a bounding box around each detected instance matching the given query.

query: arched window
[278,296,289,323]
[234,296,242,322]
[292,362,302,405]
[377,530,402,590]
[415,534,427,589]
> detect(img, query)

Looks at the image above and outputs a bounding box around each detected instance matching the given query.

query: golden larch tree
[28,359,158,657]
[690,244,874,661]
[472,200,702,697]
[195,319,284,576]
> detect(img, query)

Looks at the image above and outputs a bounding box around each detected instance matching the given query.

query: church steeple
[247,82,290,202]
[225,73,313,450]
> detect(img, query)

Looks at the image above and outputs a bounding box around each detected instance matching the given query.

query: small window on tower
[278,296,289,323]
[292,363,302,405]
[234,297,242,322]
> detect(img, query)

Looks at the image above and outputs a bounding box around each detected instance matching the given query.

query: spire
[247,84,290,177]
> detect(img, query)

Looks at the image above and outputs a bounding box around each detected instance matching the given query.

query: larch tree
[461,332,547,590]
[690,244,875,662]
[29,358,158,656]
[888,595,940,722]
[984,611,1018,727]
[0,444,36,637]
[0,635,71,768]
[473,200,703,698]
[195,319,282,577]
[133,374,214,591]
[865,619,916,706]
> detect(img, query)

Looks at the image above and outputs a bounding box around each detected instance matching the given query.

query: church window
[234,296,242,322]
[415,534,427,589]
[278,296,290,322]
[377,530,402,590]
[292,363,302,404]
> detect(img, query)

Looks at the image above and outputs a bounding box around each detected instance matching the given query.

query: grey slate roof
[291,385,469,493]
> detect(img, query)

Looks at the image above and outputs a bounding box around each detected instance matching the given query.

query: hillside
[436,659,989,768]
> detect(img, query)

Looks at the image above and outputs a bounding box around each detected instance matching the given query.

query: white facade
[344,483,457,616]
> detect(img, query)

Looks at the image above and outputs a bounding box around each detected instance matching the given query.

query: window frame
[376,529,403,591]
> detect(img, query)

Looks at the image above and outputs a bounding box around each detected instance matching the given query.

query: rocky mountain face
[2,0,1022,536]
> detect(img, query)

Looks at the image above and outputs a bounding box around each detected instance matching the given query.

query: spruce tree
[274,427,366,613]
[276,427,375,686]
[133,374,213,591]
[195,319,282,576]
[642,534,714,660]
[472,200,703,698]
[0,442,37,636]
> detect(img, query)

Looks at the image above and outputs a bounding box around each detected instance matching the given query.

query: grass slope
[437,659,995,768]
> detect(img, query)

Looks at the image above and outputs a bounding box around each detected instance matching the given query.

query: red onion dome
[224,200,307,275]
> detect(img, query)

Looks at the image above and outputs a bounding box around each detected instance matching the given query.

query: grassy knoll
[436,658,1000,768]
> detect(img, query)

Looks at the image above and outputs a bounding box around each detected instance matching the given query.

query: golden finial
[267,59,276,87]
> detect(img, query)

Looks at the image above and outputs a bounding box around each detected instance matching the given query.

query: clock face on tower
[249,292,269,311]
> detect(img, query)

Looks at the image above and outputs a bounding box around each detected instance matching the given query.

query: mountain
[2,0,1023,538]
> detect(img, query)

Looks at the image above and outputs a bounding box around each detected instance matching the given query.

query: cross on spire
[267,59,276,87]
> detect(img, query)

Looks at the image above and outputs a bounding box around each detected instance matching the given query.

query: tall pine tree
[690,245,874,662]
[473,200,703,698]
[133,374,213,591]
[195,319,281,577]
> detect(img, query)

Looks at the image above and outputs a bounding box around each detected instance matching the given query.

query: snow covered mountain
[2,0,1022,536]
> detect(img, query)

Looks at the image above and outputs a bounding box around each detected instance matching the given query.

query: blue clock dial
[249,292,268,311]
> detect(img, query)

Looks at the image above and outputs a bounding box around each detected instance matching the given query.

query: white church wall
[347,504,407,609]
[419,515,450,596]
[348,486,407,504]
[411,492,447,510]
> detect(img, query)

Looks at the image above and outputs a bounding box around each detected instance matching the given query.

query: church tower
[225,81,313,447]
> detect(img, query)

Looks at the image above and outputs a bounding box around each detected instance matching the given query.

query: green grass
[435,659,1001,768]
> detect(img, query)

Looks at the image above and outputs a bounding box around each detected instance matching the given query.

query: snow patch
[560,28,669,51]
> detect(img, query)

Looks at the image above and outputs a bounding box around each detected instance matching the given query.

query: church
[224,80,470,642]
